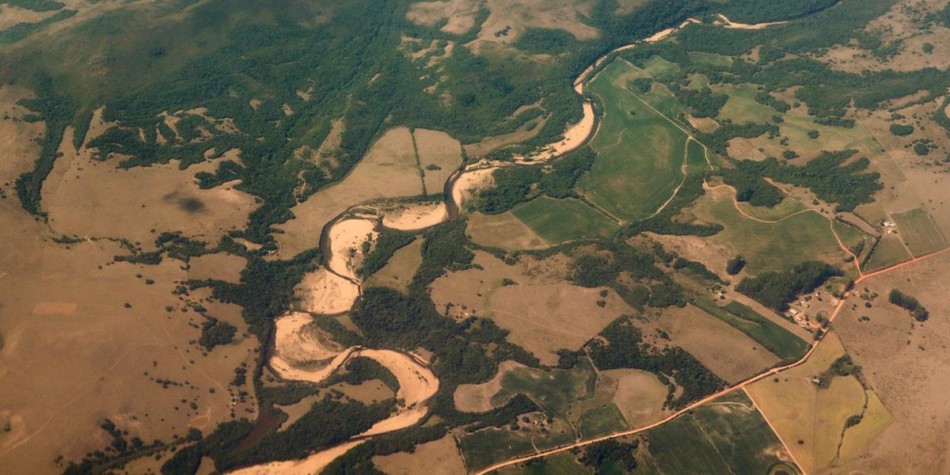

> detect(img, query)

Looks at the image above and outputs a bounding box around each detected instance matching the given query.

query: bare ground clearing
[432,251,630,365]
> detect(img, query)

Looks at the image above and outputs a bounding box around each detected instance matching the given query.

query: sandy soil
[327,218,377,281]
[295,268,360,315]
[228,440,365,475]
[381,202,447,231]
[715,14,787,30]
[451,168,495,211]
[373,435,466,475]
[355,349,439,437]
[516,101,595,163]
[454,360,526,412]
[272,312,343,366]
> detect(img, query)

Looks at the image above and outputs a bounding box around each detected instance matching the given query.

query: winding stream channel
[236,14,783,474]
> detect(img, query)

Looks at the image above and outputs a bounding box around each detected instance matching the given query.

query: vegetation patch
[736,261,842,311]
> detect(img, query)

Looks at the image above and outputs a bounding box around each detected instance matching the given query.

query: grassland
[431,251,633,365]
[372,435,467,475]
[832,251,950,473]
[364,238,424,293]
[412,128,463,196]
[577,59,689,222]
[892,208,947,256]
[687,186,862,274]
[864,233,913,271]
[638,391,792,474]
[466,211,550,250]
[690,299,807,362]
[511,197,617,243]
[746,332,867,473]
[652,303,781,383]
[497,451,587,475]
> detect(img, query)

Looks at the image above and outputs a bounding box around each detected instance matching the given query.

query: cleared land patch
[891,207,946,256]
[746,332,866,473]
[431,251,629,365]
[413,128,463,196]
[652,303,782,383]
[274,126,424,258]
[832,251,950,474]
[364,238,423,293]
[638,392,793,474]
[466,211,549,250]
[511,197,617,243]
[684,186,861,274]
[577,59,688,221]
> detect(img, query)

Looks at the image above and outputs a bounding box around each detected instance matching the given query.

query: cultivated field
[577,59,689,222]
[639,392,793,474]
[650,304,782,383]
[746,332,870,473]
[465,211,549,251]
[683,186,864,274]
[510,197,617,243]
[891,207,947,256]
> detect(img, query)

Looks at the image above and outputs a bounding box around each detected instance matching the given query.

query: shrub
[889,124,914,136]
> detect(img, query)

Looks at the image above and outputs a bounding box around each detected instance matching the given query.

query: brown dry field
[373,434,466,475]
[413,128,463,195]
[274,126,424,258]
[43,128,256,246]
[477,0,599,44]
[466,211,549,250]
[365,238,423,293]
[649,304,781,384]
[431,251,630,365]
[186,253,246,284]
[0,92,258,473]
[831,251,950,473]
[454,360,526,413]
[0,4,56,31]
[406,0,482,35]
[602,368,670,428]
[0,215,258,473]
[746,332,867,474]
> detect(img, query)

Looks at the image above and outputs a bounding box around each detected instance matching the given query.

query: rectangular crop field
[892,208,947,256]
[863,233,912,271]
[577,59,689,221]
[638,391,790,474]
[692,299,808,362]
[511,197,617,243]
